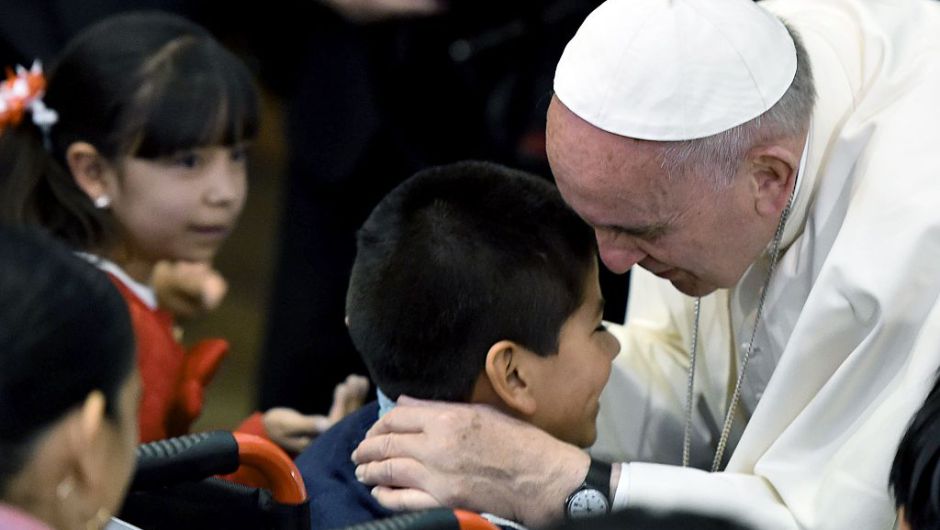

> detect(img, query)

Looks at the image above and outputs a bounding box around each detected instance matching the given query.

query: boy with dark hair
[295,161,619,529]
[890,376,940,530]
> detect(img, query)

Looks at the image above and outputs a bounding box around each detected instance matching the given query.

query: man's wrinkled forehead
[548,97,671,223]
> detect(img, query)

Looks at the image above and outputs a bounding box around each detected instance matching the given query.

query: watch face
[567,488,610,518]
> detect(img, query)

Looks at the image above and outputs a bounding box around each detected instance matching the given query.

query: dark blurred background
[0,0,628,426]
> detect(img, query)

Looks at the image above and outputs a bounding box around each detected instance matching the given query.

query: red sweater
[106,274,266,442]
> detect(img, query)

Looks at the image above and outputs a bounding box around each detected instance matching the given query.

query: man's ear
[66,142,113,203]
[483,340,537,417]
[746,142,800,218]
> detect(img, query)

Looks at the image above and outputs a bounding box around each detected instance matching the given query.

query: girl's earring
[56,476,75,500]
[94,195,111,209]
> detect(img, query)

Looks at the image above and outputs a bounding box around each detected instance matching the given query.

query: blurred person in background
[0,226,139,530]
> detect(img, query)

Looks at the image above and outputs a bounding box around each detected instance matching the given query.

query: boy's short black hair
[347,161,596,402]
[890,375,940,529]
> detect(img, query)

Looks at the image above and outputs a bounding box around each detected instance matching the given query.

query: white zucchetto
[554,0,797,141]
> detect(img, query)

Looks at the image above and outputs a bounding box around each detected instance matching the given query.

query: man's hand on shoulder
[351,396,591,527]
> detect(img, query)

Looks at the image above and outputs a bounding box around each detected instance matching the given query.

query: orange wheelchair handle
[454,509,500,530]
[233,432,308,505]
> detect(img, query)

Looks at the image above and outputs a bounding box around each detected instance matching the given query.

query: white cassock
[589,0,940,528]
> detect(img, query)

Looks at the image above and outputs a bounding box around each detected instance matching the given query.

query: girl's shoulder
[75,252,158,310]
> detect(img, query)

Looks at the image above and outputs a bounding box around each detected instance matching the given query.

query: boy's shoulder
[296,401,391,529]
[296,401,529,530]
[297,401,379,467]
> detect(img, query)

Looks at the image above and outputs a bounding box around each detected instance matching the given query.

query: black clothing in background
[252,1,626,414]
[0,0,189,65]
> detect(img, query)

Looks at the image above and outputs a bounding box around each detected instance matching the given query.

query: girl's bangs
[124,40,259,159]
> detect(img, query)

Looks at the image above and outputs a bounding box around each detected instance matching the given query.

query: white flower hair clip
[0,61,59,147]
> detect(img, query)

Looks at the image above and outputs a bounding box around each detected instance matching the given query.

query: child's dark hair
[0,225,135,494]
[0,11,259,250]
[890,375,940,529]
[346,161,596,402]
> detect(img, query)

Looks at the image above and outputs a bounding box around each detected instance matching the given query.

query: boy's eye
[595,323,608,333]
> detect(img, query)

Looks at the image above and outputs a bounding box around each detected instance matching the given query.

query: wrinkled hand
[264,375,370,453]
[351,396,590,527]
[321,0,445,24]
[153,261,228,319]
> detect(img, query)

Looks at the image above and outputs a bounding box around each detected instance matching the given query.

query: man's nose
[596,230,646,274]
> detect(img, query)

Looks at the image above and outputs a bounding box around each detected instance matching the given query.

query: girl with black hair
[0,226,139,530]
[0,11,365,453]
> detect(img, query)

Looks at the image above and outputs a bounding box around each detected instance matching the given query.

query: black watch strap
[564,459,613,519]
[584,458,612,501]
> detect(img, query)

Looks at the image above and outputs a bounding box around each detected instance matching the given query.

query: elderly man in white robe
[351,0,940,528]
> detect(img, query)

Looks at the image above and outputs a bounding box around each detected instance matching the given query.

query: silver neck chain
[682,190,795,471]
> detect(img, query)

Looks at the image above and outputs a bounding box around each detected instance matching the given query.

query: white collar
[377,388,396,419]
[75,253,158,310]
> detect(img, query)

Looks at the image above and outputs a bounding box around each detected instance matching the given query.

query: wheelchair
[119,431,500,530]
[119,430,308,529]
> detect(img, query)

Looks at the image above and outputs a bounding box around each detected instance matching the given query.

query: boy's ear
[483,340,537,417]
[66,142,113,203]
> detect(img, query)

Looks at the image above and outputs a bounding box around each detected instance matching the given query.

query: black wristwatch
[564,459,612,519]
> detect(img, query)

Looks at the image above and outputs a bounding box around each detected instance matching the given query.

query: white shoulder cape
[591,1,940,528]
